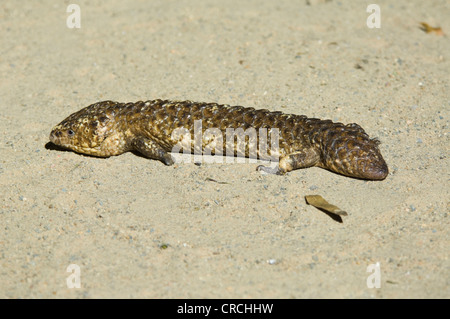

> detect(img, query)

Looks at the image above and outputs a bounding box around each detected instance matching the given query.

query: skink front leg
[131,137,174,166]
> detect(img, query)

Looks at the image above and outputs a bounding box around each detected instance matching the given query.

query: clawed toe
[256,165,284,175]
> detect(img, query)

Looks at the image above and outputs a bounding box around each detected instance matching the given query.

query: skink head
[50,101,128,157]
[321,126,388,180]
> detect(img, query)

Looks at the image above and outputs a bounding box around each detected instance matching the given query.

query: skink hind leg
[257,148,320,175]
[131,137,174,166]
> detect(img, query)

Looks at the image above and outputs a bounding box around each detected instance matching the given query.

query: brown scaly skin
[49,99,389,180]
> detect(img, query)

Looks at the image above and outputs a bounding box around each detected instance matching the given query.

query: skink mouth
[49,129,60,144]
[49,128,69,148]
[359,159,389,180]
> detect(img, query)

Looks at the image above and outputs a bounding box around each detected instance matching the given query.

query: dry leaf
[419,22,444,36]
[305,195,347,222]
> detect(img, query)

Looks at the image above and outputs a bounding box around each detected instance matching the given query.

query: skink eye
[67,129,75,137]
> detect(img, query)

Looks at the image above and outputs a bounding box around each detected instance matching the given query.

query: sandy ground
[0,0,448,298]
